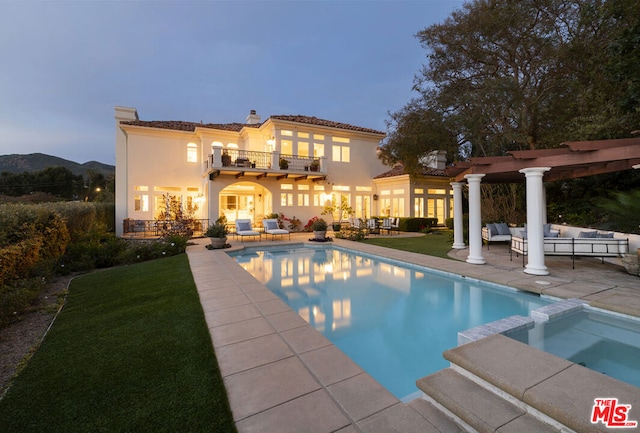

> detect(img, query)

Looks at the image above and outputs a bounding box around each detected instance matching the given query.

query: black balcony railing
[207,149,323,173]
[123,219,209,238]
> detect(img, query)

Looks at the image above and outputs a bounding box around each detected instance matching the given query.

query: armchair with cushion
[262,219,290,240]
[235,219,261,242]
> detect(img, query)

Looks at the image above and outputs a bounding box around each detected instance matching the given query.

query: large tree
[383,0,640,169]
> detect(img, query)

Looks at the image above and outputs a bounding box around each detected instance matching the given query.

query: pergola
[445,137,640,275]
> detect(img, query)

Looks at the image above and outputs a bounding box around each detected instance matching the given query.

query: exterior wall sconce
[373,194,379,200]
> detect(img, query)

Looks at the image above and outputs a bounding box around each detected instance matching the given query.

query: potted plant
[279,158,289,170]
[321,195,354,232]
[310,159,320,172]
[205,223,228,249]
[221,151,231,167]
[311,218,328,240]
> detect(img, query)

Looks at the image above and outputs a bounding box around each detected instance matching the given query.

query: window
[187,143,198,162]
[333,185,350,192]
[332,145,350,162]
[298,184,309,191]
[414,197,424,217]
[154,186,181,192]
[281,193,293,206]
[414,188,424,194]
[281,184,293,190]
[332,136,350,143]
[393,188,405,195]
[314,143,324,158]
[355,195,370,219]
[281,140,292,156]
[134,195,149,212]
[314,134,324,140]
[356,186,372,192]
[135,185,148,191]
[298,194,309,206]
[298,132,309,138]
[281,130,293,136]
[298,142,309,158]
[428,188,446,195]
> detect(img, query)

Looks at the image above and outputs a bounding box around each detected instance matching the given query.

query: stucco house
[114,106,453,236]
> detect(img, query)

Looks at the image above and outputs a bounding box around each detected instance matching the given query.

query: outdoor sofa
[510,230,629,268]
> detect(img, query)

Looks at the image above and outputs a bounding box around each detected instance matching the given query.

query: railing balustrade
[208,148,324,173]
[123,219,209,238]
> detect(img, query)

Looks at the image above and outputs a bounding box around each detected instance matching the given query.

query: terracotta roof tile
[269,115,384,134]
[121,114,384,135]
[121,120,259,132]
[374,163,448,179]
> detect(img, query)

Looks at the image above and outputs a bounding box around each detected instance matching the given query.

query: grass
[362,230,454,259]
[0,255,237,433]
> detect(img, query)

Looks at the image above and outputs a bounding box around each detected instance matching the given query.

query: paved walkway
[185,233,639,433]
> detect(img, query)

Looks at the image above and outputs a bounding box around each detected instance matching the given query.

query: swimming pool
[232,244,553,399]
[507,308,640,387]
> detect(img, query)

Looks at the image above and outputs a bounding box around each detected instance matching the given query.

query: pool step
[417,368,562,433]
[417,333,640,433]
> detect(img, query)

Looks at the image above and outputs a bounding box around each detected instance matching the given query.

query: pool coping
[186,234,640,432]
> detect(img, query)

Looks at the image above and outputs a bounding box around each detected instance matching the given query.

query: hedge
[398,218,439,232]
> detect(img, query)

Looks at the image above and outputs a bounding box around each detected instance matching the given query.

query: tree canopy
[381,0,640,170]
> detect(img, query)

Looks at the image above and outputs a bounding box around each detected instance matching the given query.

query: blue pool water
[507,310,640,387]
[232,245,552,399]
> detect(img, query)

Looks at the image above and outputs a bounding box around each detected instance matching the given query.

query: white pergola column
[465,174,485,264]
[519,167,551,275]
[450,182,466,249]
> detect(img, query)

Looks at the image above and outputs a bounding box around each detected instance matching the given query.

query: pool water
[232,245,551,399]
[507,310,640,387]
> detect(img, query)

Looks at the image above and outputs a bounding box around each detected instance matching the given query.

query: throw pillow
[596,232,614,238]
[267,221,279,230]
[496,223,511,236]
[237,222,251,231]
[544,231,559,238]
[486,223,498,236]
[578,230,598,238]
[519,230,528,239]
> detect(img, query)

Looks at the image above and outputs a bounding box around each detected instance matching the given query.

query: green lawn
[0,255,237,433]
[362,230,454,259]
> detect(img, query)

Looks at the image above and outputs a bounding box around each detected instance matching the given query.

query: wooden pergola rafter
[446,138,640,183]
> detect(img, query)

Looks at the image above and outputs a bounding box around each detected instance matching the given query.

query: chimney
[419,150,447,170]
[246,109,261,125]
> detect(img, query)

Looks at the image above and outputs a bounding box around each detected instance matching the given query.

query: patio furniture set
[482,223,629,268]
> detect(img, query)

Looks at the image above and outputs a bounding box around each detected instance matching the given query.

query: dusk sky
[0,0,465,165]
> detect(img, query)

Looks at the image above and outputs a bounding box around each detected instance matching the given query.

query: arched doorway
[219,182,272,225]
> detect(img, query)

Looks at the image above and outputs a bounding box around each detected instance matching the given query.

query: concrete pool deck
[185,232,640,432]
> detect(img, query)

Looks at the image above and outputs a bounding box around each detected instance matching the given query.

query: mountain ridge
[0,153,114,178]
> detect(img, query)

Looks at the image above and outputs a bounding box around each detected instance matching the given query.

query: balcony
[205,148,327,182]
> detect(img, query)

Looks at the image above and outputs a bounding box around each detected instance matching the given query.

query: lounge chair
[235,219,261,242]
[262,219,290,240]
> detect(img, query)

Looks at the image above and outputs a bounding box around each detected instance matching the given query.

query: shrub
[398,218,438,232]
[311,218,328,231]
[335,226,365,241]
[445,217,454,229]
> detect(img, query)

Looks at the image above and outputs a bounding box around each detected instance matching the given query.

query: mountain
[0,153,114,178]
